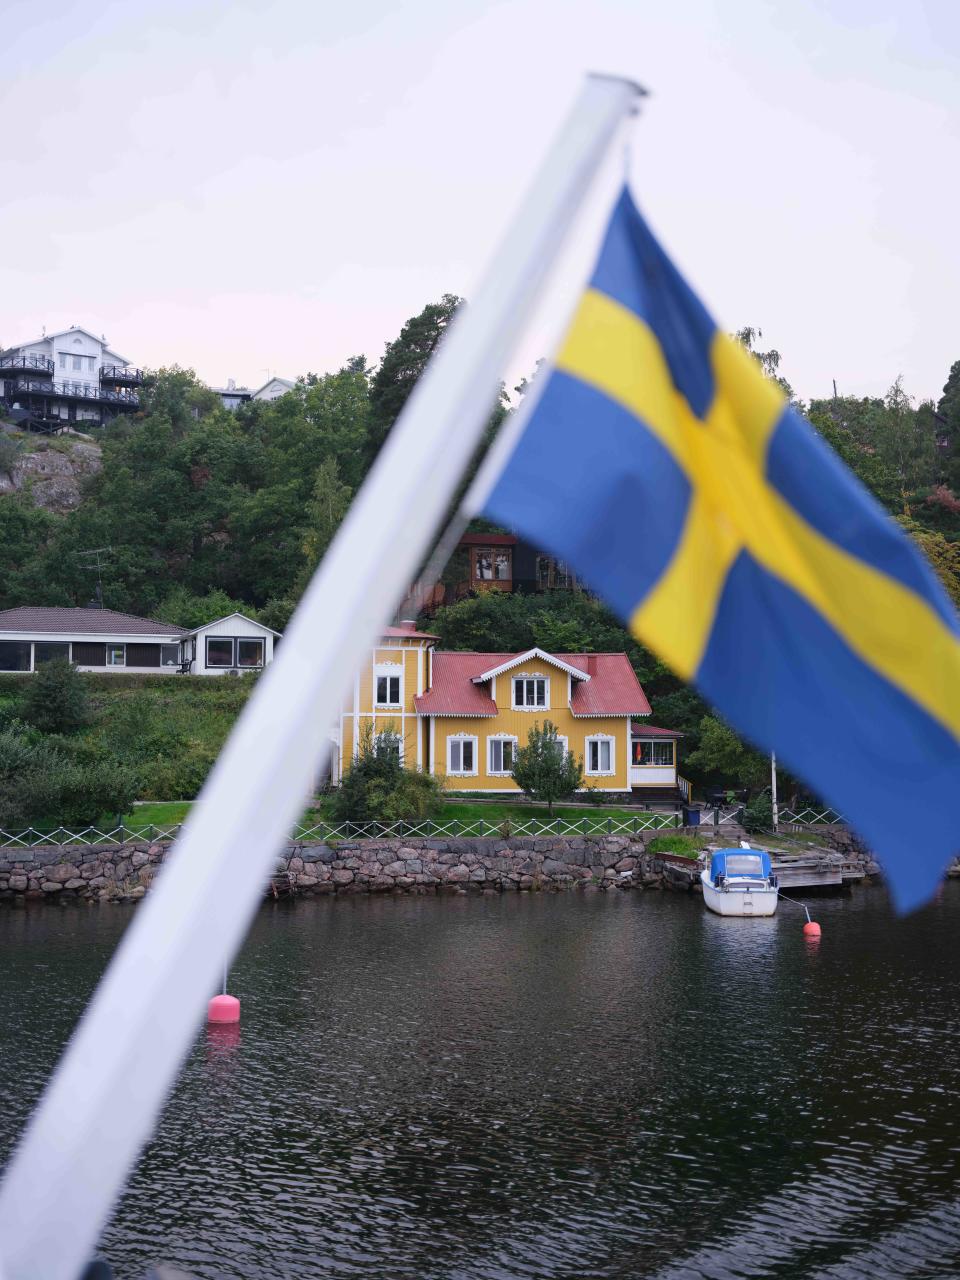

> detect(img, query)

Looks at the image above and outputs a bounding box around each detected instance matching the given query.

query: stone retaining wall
[0,833,693,903]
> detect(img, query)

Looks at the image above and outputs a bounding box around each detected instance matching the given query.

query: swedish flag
[485,188,960,910]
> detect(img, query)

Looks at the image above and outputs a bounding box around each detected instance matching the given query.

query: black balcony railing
[4,378,140,407]
[100,364,143,385]
[0,354,55,376]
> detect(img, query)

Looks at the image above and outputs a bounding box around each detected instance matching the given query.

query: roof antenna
[77,547,112,608]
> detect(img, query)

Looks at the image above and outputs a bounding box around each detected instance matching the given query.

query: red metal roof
[631,721,684,738]
[383,624,439,640]
[416,652,500,716]
[415,651,652,717]
[0,606,187,637]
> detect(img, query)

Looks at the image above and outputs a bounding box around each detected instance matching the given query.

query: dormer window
[512,676,547,709]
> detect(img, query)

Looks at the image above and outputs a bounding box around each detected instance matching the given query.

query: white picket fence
[779,805,844,826]
[0,810,683,851]
[0,804,846,851]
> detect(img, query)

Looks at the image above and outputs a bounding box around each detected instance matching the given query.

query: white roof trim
[0,630,184,642]
[472,647,590,684]
[187,612,281,637]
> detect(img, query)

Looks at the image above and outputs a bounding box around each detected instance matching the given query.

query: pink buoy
[207,993,241,1024]
[803,920,822,938]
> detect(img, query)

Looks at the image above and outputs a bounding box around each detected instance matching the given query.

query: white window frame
[160,644,181,668]
[585,734,615,777]
[633,739,675,767]
[511,674,549,710]
[447,734,478,777]
[374,730,403,763]
[374,662,403,708]
[236,637,264,669]
[106,644,126,667]
[487,734,519,776]
[553,734,569,760]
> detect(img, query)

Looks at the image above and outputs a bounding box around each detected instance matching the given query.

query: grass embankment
[0,672,254,804]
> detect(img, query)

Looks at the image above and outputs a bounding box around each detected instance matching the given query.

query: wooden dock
[771,851,865,891]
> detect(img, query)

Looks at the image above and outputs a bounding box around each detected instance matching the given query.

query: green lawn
[1,798,677,847]
[117,797,678,837]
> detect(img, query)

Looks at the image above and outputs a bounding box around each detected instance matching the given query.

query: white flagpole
[0,73,644,1280]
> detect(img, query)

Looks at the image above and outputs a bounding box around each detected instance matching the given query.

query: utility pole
[771,751,779,832]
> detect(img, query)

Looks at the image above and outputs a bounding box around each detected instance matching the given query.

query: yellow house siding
[432,711,631,793]
[338,637,431,780]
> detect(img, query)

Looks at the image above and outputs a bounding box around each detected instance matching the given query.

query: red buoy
[207,993,241,1024]
[803,921,822,938]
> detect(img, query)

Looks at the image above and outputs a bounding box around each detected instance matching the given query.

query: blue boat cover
[710,849,772,880]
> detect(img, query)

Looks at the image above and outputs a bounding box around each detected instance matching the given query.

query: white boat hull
[701,871,778,917]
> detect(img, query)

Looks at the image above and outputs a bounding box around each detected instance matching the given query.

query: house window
[553,734,568,760]
[375,666,402,706]
[0,641,31,672]
[513,676,547,708]
[475,549,511,581]
[161,644,181,667]
[34,642,70,665]
[58,353,66,369]
[72,355,82,371]
[447,736,478,775]
[586,736,615,775]
[374,732,401,762]
[487,736,518,775]
[237,638,264,668]
[206,637,235,668]
[106,645,125,667]
[633,740,674,766]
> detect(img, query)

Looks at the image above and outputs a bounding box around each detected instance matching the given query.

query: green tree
[293,458,353,593]
[23,659,89,733]
[367,294,461,464]
[686,716,769,794]
[511,719,584,816]
[152,586,253,629]
[735,326,795,401]
[896,518,960,608]
[138,366,221,433]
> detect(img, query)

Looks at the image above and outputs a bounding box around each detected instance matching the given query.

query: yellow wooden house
[334,625,683,798]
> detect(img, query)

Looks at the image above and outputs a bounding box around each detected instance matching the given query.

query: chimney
[227,378,236,390]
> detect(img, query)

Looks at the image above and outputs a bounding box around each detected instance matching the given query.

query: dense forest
[1,302,958,798]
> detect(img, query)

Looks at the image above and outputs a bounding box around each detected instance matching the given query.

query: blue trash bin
[682,806,701,827]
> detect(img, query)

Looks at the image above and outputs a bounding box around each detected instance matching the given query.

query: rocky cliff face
[0,433,102,513]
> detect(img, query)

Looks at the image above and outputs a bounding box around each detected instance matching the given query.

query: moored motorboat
[701,848,778,917]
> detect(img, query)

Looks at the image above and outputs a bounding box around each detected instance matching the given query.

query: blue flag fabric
[485,188,960,911]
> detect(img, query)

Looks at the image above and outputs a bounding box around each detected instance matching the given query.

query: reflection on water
[2,887,960,1279]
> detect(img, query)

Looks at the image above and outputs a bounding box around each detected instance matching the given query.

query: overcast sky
[2,0,957,404]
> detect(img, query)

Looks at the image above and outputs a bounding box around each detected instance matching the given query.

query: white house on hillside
[0,327,142,428]
[211,376,296,411]
[0,607,278,677]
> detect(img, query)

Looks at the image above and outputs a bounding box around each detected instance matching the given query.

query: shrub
[0,728,140,828]
[0,435,19,477]
[741,793,774,834]
[330,726,443,826]
[23,659,90,733]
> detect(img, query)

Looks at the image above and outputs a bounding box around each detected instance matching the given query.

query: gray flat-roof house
[0,607,278,676]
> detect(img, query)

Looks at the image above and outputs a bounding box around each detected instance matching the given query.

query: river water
[2,885,960,1279]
